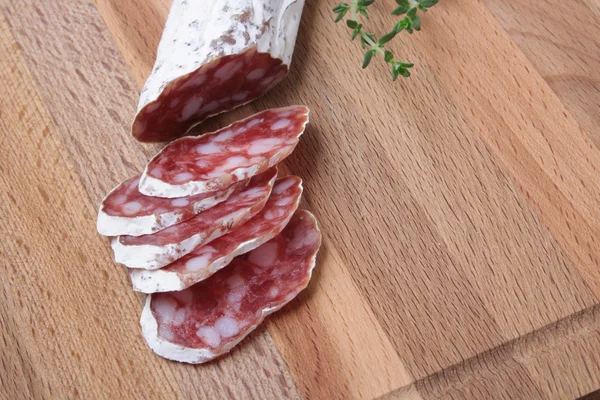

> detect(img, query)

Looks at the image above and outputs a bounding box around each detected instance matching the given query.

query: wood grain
[587,0,600,17]
[1,0,600,398]
[410,0,600,299]
[382,305,600,399]
[94,0,169,86]
[485,0,600,148]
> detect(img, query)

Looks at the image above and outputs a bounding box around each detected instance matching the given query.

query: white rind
[138,107,309,198]
[97,210,166,238]
[141,296,220,364]
[136,0,305,114]
[111,231,218,270]
[131,268,188,293]
[131,236,268,292]
[140,211,321,364]
[130,183,301,293]
[97,176,239,237]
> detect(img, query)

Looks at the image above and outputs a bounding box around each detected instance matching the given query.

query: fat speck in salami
[132,0,305,142]
[140,210,321,364]
[111,167,277,270]
[130,176,302,293]
[138,106,308,198]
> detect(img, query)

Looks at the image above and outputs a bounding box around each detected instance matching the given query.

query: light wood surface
[1,0,599,398]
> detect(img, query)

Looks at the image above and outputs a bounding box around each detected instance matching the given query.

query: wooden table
[1,0,599,398]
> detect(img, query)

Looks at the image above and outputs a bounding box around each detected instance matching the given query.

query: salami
[140,210,321,363]
[138,106,309,198]
[97,175,247,237]
[112,167,277,270]
[132,0,305,142]
[131,176,303,293]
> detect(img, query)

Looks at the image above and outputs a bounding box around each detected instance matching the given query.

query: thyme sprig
[333,0,439,80]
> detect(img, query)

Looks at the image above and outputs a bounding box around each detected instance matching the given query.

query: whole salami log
[131,176,302,293]
[140,210,321,364]
[139,106,308,198]
[132,0,305,142]
[97,175,247,237]
[112,167,277,270]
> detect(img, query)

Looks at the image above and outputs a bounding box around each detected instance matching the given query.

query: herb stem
[350,0,385,55]
[362,31,385,55]
[350,1,358,21]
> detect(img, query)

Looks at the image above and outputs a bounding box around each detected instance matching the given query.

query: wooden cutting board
[1,0,600,398]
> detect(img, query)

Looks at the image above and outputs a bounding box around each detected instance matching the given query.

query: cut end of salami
[132,0,305,143]
[138,106,309,198]
[97,175,247,237]
[133,49,288,143]
[111,167,277,270]
[140,210,321,364]
[130,176,303,293]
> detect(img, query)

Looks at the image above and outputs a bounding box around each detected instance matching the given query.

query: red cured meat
[111,167,277,270]
[131,0,305,143]
[130,176,303,293]
[140,210,321,364]
[97,175,247,237]
[138,106,309,198]
[133,50,288,143]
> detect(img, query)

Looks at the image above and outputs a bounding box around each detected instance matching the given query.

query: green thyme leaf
[362,49,376,68]
[334,9,348,22]
[420,0,439,7]
[392,5,409,15]
[384,50,394,63]
[378,31,397,45]
[413,15,421,30]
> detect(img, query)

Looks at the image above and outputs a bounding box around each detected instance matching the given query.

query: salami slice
[112,167,277,270]
[138,106,308,198]
[131,176,303,293]
[140,210,321,364]
[132,0,305,142]
[97,176,247,237]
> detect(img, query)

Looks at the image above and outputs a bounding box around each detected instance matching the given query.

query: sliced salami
[131,176,303,293]
[140,210,321,364]
[112,167,277,270]
[132,0,305,142]
[138,106,309,198]
[97,175,247,237]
